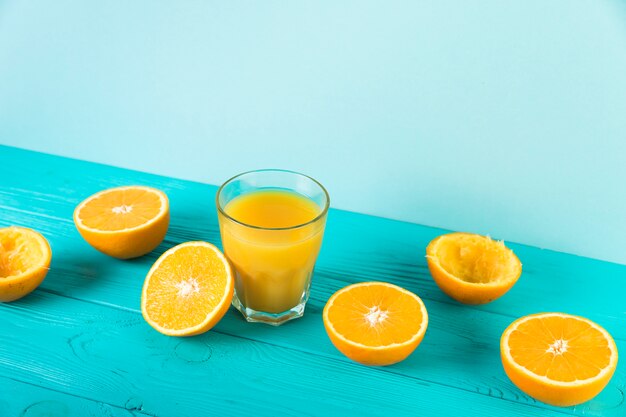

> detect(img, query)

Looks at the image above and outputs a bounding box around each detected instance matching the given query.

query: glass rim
[216,169,330,231]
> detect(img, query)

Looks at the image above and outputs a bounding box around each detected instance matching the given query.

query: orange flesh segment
[78,188,163,231]
[0,229,46,278]
[435,234,519,284]
[327,284,424,346]
[143,245,229,331]
[508,316,612,382]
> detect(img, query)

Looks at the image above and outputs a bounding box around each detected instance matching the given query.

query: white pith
[547,339,568,355]
[111,205,133,214]
[176,278,200,297]
[365,306,389,327]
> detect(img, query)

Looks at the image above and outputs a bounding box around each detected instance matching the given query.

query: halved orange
[323,282,428,366]
[74,186,169,259]
[501,313,618,406]
[141,241,234,336]
[0,226,51,302]
[426,232,522,304]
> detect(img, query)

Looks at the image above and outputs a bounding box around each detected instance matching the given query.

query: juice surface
[220,189,326,313]
[224,189,320,228]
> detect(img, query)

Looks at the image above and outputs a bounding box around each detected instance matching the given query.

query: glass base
[232,293,307,326]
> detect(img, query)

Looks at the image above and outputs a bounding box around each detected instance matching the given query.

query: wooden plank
[0,291,593,417]
[1,145,625,416]
[0,377,136,417]
[1,146,623,329]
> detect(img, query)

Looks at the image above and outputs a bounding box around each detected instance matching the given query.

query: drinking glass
[216,169,329,325]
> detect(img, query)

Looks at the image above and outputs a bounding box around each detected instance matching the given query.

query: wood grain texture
[2,291,588,417]
[1,145,625,416]
[0,377,135,417]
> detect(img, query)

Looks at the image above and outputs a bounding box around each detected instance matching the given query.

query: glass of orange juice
[216,169,329,325]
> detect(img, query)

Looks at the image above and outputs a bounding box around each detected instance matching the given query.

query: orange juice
[219,189,326,314]
[225,190,319,229]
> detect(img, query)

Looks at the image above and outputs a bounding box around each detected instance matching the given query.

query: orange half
[426,232,522,304]
[74,186,169,259]
[141,241,234,336]
[501,312,618,406]
[323,282,428,366]
[0,226,51,302]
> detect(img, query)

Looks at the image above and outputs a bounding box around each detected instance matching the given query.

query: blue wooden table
[1,145,624,417]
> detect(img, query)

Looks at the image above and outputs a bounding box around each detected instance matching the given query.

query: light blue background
[1,0,625,264]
